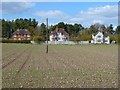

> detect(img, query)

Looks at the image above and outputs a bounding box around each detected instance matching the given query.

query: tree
[31,19,38,28]
[107,24,114,34]
[32,36,44,43]
[49,25,57,31]
[115,25,120,44]
[116,25,120,34]
[40,23,46,35]
[49,22,84,38]
[78,29,92,41]
[73,23,83,33]
[39,23,47,41]
[2,19,10,38]
[66,24,75,37]
[80,34,92,41]
[2,18,39,38]
[7,21,13,39]
[89,25,97,34]
[57,22,65,28]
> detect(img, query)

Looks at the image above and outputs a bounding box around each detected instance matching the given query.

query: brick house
[12,29,31,40]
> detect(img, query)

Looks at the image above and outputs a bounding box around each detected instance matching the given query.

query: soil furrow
[2,46,30,69]
[14,48,32,78]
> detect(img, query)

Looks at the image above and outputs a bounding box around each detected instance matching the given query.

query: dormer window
[57,32,60,35]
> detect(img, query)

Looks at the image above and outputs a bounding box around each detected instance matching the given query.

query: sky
[1,2,118,29]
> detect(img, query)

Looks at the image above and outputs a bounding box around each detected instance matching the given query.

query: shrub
[69,37,80,42]
[32,36,44,43]
[118,34,120,44]
[80,34,92,41]
[2,40,31,43]
[70,35,92,42]
[110,35,118,43]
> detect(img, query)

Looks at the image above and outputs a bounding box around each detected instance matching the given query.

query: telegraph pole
[46,18,48,53]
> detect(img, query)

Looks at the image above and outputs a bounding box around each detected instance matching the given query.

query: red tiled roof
[51,28,68,35]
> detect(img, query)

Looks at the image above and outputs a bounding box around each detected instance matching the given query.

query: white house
[92,31,110,44]
[50,28,69,41]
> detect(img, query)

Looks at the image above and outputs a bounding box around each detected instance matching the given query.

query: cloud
[68,18,84,23]
[2,2,35,14]
[34,10,65,18]
[35,5,118,27]
[1,3,118,28]
[80,5,117,25]
[65,5,118,27]
[80,5,117,17]
[93,20,104,24]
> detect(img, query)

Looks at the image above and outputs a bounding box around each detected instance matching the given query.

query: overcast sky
[1,2,118,28]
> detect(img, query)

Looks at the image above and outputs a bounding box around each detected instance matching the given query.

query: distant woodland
[1,18,120,43]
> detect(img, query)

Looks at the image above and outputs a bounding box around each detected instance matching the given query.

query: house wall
[104,36,110,44]
[95,32,103,44]
[50,35,56,41]
[13,34,31,40]
[92,32,110,44]
[50,33,69,41]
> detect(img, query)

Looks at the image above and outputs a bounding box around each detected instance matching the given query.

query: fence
[48,41,90,45]
[31,41,91,45]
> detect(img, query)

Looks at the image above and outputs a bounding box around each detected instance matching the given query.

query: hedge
[32,36,45,43]
[2,40,31,43]
[110,34,120,44]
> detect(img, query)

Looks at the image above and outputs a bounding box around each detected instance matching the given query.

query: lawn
[2,43,118,88]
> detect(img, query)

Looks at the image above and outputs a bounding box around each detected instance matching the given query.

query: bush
[2,40,31,43]
[69,37,80,42]
[32,36,44,43]
[118,34,120,44]
[110,35,118,43]
[80,34,92,41]
[70,35,92,42]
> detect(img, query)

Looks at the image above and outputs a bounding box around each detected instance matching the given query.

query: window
[57,37,60,40]
[97,36,101,38]
[57,32,60,35]
[97,39,101,42]
[104,40,108,42]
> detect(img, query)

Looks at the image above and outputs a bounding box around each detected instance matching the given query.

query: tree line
[1,18,120,43]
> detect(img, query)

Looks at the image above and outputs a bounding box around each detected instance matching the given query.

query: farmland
[2,43,118,88]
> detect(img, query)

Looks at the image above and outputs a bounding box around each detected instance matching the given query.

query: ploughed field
[2,43,118,88]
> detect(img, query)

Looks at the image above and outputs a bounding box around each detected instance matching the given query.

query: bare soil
[2,43,118,88]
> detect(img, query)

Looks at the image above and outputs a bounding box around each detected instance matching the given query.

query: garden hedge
[2,40,31,43]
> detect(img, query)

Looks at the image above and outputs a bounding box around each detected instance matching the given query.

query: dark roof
[13,29,31,35]
[93,32,98,36]
[103,31,110,37]
[93,31,109,37]
[93,27,110,37]
[51,28,68,35]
